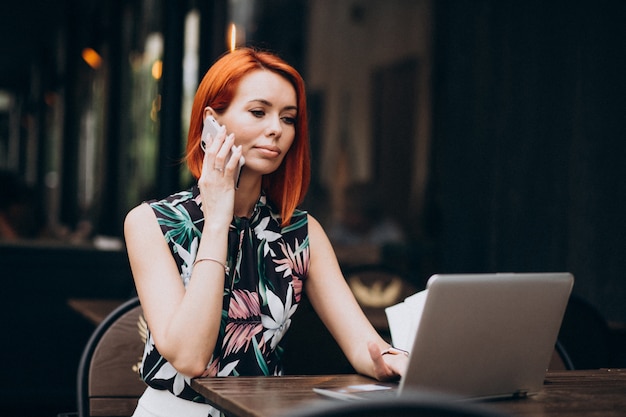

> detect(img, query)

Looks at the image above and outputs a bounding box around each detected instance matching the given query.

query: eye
[282,115,296,125]
[250,110,265,118]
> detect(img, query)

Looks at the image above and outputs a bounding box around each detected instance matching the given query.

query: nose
[266,115,282,138]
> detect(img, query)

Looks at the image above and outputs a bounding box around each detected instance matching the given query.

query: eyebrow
[249,99,298,112]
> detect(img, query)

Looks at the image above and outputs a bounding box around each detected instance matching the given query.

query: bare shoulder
[125,202,153,225]
[306,213,341,275]
[124,203,157,234]
[124,202,178,290]
[306,213,326,238]
[123,203,164,252]
[306,213,333,251]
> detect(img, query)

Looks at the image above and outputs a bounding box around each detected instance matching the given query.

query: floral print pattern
[140,186,309,405]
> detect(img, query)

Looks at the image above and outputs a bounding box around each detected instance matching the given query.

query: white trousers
[132,386,219,417]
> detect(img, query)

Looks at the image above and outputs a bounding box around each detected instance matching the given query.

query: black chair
[286,390,511,417]
[552,339,575,370]
[61,296,147,417]
[558,294,613,369]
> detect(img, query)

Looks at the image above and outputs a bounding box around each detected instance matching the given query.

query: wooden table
[191,369,626,417]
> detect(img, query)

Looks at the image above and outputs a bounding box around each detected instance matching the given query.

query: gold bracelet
[193,257,230,274]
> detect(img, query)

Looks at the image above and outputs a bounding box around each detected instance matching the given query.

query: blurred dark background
[1,0,625,415]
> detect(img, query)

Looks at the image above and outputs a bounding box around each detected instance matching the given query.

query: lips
[255,145,282,158]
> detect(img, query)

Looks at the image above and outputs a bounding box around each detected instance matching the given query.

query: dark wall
[0,243,135,415]
[431,0,626,323]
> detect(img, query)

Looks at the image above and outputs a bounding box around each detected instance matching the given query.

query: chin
[246,160,284,176]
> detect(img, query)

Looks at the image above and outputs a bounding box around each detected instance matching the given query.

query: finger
[220,133,236,158]
[207,125,227,154]
[213,133,234,169]
[224,145,243,172]
[199,144,214,180]
[200,127,226,177]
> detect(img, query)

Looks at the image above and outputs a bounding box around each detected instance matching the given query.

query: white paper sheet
[384,289,428,351]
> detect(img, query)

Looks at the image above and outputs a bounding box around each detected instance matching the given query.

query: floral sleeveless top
[140,185,309,404]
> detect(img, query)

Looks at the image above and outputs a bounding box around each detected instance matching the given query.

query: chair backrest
[558,294,613,369]
[77,297,146,417]
[549,339,575,370]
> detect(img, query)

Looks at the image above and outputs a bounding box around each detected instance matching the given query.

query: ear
[203,106,217,119]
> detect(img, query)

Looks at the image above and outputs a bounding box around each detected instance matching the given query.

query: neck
[233,173,262,218]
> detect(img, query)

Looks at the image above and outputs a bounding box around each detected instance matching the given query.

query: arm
[124,204,228,377]
[124,130,243,377]
[305,215,408,380]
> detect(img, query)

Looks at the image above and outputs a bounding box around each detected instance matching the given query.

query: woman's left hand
[367,341,409,381]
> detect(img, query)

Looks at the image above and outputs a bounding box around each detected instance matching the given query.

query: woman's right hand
[197,126,243,226]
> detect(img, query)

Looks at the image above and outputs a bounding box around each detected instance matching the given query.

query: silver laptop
[314,272,574,401]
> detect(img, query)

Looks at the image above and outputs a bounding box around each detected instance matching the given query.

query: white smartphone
[201,115,245,189]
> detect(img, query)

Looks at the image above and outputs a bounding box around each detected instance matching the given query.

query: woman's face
[210,69,298,176]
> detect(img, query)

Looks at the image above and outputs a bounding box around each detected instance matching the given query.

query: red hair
[185,48,310,226]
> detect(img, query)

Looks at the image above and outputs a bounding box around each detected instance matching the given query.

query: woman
[125,47,407,416]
